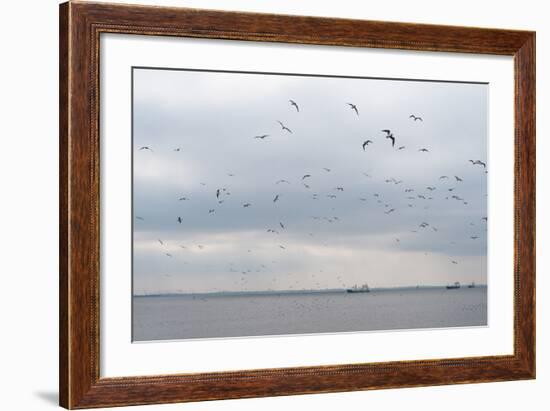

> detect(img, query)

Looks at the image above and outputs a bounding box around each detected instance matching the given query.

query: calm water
[133,287,487,341]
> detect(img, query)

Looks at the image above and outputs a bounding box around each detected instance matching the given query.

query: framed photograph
[59,2,535,408]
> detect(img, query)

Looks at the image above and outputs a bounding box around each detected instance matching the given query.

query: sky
[132,67,488,295]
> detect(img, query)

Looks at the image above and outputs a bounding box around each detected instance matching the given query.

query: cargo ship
[446,281,461,290]
[346,283,370,293]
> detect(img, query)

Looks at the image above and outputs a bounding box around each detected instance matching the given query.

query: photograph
[132,67,488,341]
[0,0,541,409]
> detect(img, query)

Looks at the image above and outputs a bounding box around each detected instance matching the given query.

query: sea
[133,287,487,342]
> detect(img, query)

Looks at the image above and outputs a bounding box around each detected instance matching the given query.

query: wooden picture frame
[59,1,535,408]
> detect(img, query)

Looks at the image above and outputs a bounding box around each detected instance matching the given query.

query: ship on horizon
[346,283,370,293]
[446,281,461,290]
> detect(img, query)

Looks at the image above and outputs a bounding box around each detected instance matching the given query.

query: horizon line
[134,284,487,297]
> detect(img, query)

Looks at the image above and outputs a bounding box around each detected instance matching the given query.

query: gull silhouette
[362,140,373,150]
[347,103,359,116]
[277,120,292,133]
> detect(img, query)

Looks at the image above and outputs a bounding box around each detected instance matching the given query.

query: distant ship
[468,282,476,288]
[347,283,370,293]
[446,281,461,290]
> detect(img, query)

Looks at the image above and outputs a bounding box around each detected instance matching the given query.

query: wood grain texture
[59,2,69,407]
[59,1,535,408]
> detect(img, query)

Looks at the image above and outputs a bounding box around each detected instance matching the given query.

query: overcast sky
[132,67,488,295]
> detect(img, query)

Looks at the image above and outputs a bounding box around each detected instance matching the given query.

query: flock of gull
[136,98,488,292]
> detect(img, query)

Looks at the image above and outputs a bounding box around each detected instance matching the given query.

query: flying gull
[347,103,359,116]
[277,120,293,133]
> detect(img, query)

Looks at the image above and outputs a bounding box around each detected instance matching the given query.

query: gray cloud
[132,68,487,294]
